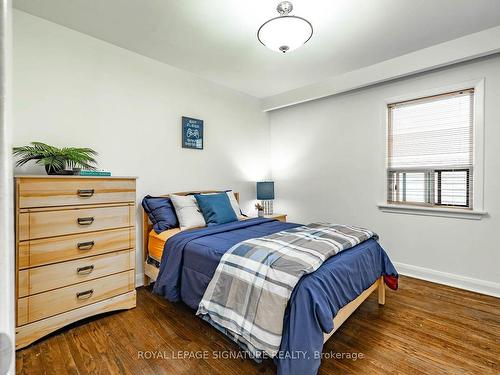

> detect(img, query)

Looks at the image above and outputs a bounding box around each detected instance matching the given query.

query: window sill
[377,203,488,220]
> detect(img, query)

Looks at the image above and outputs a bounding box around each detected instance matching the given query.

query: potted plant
[13,142,98,175]
[255,202,264,217]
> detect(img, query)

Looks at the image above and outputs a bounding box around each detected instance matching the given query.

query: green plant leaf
[12,142,98,172]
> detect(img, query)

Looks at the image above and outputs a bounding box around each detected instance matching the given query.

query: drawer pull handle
[76,289,94,300]
[77,189,95,197]
[77,217,94,225]
[77,241,95,250]
[77,265,94,275]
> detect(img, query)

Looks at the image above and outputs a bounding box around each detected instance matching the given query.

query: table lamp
[256,181,275,215]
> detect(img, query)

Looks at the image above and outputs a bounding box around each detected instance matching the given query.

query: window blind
[387,89,474,208]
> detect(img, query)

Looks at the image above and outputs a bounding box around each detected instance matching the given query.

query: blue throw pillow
[194,193,237,226]
[141,195,179,233]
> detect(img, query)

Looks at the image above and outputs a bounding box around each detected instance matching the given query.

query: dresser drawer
[18,177,135,208]
[18,270,135,324]
[18,250,135,297]
[19,205,132,240]
[18,227,133,269]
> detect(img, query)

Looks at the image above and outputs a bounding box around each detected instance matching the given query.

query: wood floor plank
[16,275,500,374]
[40,334,79,375]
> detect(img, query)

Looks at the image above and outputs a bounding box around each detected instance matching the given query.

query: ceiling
[13,0,500,98]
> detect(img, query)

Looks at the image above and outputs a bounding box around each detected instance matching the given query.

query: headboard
[141,190,239,285]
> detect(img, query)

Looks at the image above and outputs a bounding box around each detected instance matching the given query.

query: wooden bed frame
[141,190,385,344]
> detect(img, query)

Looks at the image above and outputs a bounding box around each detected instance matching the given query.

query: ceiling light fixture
[257,1,313,54]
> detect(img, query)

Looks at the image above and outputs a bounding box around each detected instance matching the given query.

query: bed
[142,191,398,375]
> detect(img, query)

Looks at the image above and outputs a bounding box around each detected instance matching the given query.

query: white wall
[270,55,500,296]
[13,10,500,297]
[13,10,270,284]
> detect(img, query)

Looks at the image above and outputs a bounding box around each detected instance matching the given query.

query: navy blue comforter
[153,218,398,375]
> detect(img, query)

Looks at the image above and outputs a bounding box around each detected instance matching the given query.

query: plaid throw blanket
[196,223,377,357]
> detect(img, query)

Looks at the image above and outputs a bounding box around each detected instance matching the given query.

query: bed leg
[143,274,150,287]
[378,276,385,305]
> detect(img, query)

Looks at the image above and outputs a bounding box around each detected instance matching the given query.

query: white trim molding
[379,78,486,218]
[135,272,144,288]
[377,203,487,220]
[0,1,14,374]
[394,262,500,298]
[262,25,500,112]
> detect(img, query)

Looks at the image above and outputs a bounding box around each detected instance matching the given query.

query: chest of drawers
[15,176,137,349]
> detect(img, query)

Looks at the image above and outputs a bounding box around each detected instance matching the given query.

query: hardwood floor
[16,275,499,374]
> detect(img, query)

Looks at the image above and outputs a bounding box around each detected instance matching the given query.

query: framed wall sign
[182,116,204,150]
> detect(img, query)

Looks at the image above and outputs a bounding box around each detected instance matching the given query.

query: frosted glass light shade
[257,16,313,53]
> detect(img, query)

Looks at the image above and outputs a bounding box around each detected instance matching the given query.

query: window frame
[434,168,471,208]
[387,168,471,209]
[378,79,487,220]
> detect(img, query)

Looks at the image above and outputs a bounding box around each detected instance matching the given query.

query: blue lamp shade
[256,181,275,200]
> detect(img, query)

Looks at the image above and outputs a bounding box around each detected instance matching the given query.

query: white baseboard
[394,262,500,298]
[135,273,144,288]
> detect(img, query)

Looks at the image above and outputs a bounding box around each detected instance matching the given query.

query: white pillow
[226,191,244,220]
[170,194,206,230]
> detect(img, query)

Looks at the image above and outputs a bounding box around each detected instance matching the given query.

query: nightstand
[263,213,287,222]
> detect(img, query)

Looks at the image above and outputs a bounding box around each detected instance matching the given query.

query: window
[387,89,474,209]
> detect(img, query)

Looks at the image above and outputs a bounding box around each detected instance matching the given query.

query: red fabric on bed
[384,274,399,290]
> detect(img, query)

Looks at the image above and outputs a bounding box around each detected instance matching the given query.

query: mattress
[148,217,251,262]
[148,228,180,262]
